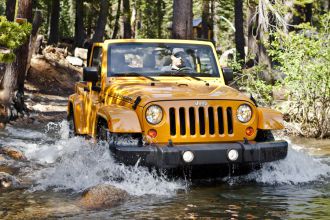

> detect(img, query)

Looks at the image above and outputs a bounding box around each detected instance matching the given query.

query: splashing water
[23,121,185,196]
[4,121,329,196]
[225,138,330,185]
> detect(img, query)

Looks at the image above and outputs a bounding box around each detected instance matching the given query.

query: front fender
[68,94,86,134]
[97,105,142,133]
[257,107,284,130]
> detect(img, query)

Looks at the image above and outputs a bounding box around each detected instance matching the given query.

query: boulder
[66,56,84,67]
[79,184,128,209]
[0,146,27,161]
[0,172,20,188]
[74,48,88,60]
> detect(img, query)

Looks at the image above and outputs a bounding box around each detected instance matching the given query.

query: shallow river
[0,121,329,219]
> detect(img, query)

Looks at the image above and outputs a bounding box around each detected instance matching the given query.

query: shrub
[0,16,32,63]
[269,14,330,138]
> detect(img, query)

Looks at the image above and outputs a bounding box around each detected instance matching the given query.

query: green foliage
[0,16,32,63]
[0,0,5,16]
[215,0,235,50]
[269,13,330,138]
[60,0,75,38]
[232,62,275,107]
[137,0,166,38]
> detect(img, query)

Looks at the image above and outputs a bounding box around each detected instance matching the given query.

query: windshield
[107,43,219,77]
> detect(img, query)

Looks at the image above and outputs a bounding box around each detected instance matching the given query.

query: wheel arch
[95,104,142,135]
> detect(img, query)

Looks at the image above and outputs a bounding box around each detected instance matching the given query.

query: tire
[97,121,142,150]
[255,130,275,142]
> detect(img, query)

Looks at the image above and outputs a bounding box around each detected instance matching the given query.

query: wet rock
[79,184,128,209]
[0,155,5,161]
[0,146,27,161]
[0,172,20,188]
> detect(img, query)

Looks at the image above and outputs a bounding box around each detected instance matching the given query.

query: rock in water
[0,146,27,161]
[66,56,84,67]
[79,184,128,209]
[0,172,20,188]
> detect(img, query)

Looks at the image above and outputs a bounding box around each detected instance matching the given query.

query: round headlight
[146,105,163,125]
[237,104,252,123]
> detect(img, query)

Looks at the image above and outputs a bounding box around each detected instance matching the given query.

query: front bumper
[111,140,288,169]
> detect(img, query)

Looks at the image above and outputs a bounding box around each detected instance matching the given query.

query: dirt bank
[11,55,81,127]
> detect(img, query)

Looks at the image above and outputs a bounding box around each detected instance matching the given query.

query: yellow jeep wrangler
[68,39,287,173]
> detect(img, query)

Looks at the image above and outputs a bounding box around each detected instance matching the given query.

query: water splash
[24,121,185,196]
[226,139,330,185]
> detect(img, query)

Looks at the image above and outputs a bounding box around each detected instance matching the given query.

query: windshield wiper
[159,71,202,81]
[112,72,158,81]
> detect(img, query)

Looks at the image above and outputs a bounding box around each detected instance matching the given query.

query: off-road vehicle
[68,39,288,175]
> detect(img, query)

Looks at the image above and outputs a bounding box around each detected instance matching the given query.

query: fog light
[227,149,239,161]
[147,129,157,138]
[182,151,194,163]
[246,127,254,136]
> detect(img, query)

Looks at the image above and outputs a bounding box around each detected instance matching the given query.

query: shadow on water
[0,121,329,219]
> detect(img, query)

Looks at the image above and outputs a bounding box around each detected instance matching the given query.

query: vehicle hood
[104,80,253,107]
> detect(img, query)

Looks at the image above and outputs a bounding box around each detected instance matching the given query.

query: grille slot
[227,107,233,134]
[169,107,176,135]
[189,107,196,135]
[179,107,186,135]
[208,107,215,135]
[217,107,224,134]
[198,107,205,135]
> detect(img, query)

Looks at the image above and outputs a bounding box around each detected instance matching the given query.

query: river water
[0,121,329,219]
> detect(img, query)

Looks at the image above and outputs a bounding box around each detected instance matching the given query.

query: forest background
[0,0,329,138]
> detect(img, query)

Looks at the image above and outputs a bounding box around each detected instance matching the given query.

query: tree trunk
[131,1,137,38]
[48,0,60,45]
[27,11,43,72]
[305,3,312,24]
[210,0,215,43]
[122,0,132,38]
[92,0,110,42]
[172,0,193,39]
[112,0,122,39]
[157,0,164,38]
[5,0,16,21]
[75,0,86,47]
[234,0,245,63]
[0,0,33,125]
[201,0,210,40]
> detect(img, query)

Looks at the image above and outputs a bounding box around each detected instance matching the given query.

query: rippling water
[0,121,329,219]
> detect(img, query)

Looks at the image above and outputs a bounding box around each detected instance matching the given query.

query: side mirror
[222,67,233,85]
[83,67,99,83]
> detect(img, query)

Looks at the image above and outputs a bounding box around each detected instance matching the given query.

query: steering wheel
[178,66,193,72]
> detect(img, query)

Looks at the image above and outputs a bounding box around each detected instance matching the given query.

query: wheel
[97,121,142,150]
[255,130,275,142]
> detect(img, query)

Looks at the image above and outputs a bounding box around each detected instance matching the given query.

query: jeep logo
[194,101,208,106]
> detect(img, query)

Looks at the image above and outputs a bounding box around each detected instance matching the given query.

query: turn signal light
[245,127,254,136]
[147,129,157,138]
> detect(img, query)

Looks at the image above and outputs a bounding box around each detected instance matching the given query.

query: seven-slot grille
[169,106,234,136]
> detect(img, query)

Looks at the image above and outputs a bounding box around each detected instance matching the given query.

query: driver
[161,49,189,71]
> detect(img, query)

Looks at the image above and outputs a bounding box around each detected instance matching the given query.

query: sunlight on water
[22,121,185,196]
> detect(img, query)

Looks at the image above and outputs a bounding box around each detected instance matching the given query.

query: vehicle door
[84,45,103,135]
